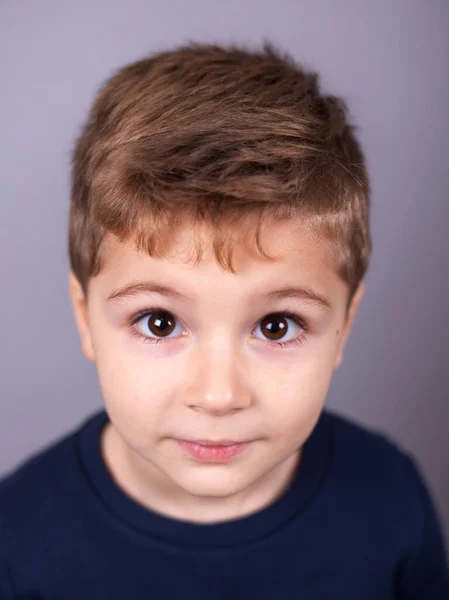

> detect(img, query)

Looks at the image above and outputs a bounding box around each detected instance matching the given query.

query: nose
[183,339,252,415]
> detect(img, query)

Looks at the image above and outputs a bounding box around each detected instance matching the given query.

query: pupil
[151,312,173,335]
[264,315,287,340]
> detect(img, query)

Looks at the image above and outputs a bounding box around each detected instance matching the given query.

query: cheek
[94,347,171,446]
[260,352,336,441]
[93,320,173,405]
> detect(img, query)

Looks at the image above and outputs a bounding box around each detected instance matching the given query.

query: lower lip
[175,440,251,462]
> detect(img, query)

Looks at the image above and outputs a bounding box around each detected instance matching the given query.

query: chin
[174,469,248,497]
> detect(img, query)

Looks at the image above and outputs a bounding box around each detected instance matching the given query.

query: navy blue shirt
[1,408,448,599]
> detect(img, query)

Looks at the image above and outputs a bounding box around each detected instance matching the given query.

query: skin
[69,218,364,525]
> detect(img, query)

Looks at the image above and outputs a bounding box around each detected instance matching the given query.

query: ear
[68,271,96,362]
[334,282,365,369]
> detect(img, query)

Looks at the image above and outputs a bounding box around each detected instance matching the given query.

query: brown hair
[69,41,371,314]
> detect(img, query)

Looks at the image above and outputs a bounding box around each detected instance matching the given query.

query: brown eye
[259,314,289,341]
[132,308,305,347]
[146,311,176,337]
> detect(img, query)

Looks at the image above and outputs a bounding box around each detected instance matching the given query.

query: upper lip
[179,439,248,446]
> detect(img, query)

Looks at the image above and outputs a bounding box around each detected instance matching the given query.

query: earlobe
[334,283,365,369]
[68,271,96,362]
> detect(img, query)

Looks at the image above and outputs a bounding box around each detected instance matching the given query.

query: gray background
[1,0,448,541]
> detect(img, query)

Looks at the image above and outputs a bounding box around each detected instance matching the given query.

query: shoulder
[0,412,97,544]
[0,423,76,496]
[322,410,449,592]
[324,408,421,485]
[322,408,436,531]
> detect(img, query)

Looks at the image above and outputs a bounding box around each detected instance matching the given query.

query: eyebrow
[107,280,332,310]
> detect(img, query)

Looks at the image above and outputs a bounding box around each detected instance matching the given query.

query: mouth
[180,439,247,446]
[174,439,252,462]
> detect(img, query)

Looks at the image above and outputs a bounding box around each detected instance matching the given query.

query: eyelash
[128,305,309,349]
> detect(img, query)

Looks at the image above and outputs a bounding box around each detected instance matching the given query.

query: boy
[0,41,448,599]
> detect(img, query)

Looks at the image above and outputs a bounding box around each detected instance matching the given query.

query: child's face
[70,218,364,522]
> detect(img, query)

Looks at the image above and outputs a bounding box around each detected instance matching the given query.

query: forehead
[102,217,333,275]
[94,218,346,313]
